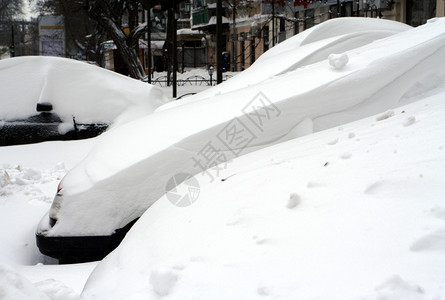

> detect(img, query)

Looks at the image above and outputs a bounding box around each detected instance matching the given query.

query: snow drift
[0,56,167,126]
[158,17,411,111]
[43,18,445,238]
[82,89,445,299]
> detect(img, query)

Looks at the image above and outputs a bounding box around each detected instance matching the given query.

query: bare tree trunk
[90,0,146,80]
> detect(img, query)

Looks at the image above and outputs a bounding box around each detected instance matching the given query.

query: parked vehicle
[0,102,107,146]
[0,56,166,147]
[36,18,427,263]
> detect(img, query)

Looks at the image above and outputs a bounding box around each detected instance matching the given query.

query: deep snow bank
[0,264,81,300]
[158,17,411,111]
[0,56,167,126]
[49,18,445,237]
[82,88,445,300]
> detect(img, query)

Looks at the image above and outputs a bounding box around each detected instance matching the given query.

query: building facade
[191,0,443,72]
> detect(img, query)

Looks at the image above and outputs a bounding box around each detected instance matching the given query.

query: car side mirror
[36,102,53,112]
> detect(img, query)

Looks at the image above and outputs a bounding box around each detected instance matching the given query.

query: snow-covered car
[81,81,445,300]
[0,102,107,146]
[0,56,167,146]
[37,17,442,263]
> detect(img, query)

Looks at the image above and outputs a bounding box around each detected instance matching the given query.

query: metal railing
[150,74,233,87]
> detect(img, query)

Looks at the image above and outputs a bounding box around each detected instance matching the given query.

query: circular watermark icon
[165,173,200,207]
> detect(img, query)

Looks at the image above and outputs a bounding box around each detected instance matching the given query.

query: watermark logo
[242,92,281,132]
[192,141,228,183]
[216,118,256,156]
[191,92,280,184]
[165,173,200,207]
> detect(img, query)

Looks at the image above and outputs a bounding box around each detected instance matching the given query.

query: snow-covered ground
[83,88,445,300]
[2,85,444,300]
[0,79,215,300]
[1,17,445,299]
[0,140,98,298]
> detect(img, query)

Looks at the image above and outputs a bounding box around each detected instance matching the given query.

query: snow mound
[0,164,65,201]
[34,279,79,300]
[364,275,426,300]
[328,53,349,69]
[82,90,445,300]
[49,18,445,237]
[0,56,167,126]
[157,17,410,111]
[0,264,49,300]
[149,268,178,296]
[0,264,81,300]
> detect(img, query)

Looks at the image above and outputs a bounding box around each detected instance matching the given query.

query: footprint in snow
[430,206,445,220]
[226,210,247,226]
[255,237,272,245]
[410,228,445,252]
[257,286,271,296]
[372,275,424,299]
[149,268,178,297]
[340,152,352,159]
[328,138,339,145]
[286,193,301,209]
[307,181,325,188]
[364,181,384,195]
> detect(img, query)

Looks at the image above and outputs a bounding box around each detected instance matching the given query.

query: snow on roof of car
[0,56,167,125]
[45,17,445,238]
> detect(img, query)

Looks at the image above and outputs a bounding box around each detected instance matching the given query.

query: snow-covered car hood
[0,56,167,127]
[82,84,445,300]
[46,17,445,236]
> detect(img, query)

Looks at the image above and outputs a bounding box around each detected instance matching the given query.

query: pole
[232,0,236,72]
[172,3,177,98]
[182,42,185,72]
[337,0,341,17]
[216,0,223,84]
[272,0,275,47]
[10,25,15,57]
[146,9,152,83]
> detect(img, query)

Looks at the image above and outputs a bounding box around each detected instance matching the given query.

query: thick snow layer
[0,140,96,265]
[0,86,210,299]
[82,90,445,299]
[157,17,411,111]
[0,140,98,298]
[0,264,50,300]
[46,18,445,236]
[0,18,444,300]
[0,56,167,126]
